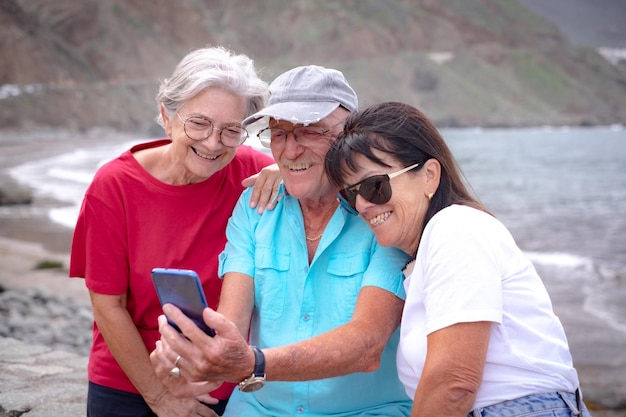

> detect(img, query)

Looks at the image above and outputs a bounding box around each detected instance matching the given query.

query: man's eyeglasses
[256,120,343,148]
[177,113,249,147]
[340,163,422,213]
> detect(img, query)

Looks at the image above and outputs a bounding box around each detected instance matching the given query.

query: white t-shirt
[397,204,579,409]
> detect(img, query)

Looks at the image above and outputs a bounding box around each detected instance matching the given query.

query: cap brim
[243,101,340,126]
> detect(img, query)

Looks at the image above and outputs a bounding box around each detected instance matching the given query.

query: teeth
[288,163,312,171]
[193,147,218,160]
[370,212,391,227]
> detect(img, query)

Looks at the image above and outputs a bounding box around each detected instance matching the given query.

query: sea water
[7,126,626,333]
[442,125,626,334]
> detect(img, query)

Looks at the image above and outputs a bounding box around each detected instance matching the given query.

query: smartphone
[151,268,215,337]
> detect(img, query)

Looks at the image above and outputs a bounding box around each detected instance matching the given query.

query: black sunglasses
[340,163,422,213]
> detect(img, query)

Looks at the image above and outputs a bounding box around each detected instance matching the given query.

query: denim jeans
[469,390,592,417]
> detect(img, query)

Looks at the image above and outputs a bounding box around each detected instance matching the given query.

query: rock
[0,337,88,417]
[0,287,92,356]
[0,176,32,205]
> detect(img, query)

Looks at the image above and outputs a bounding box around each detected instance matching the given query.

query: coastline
[0,129,132,301]
[1,131,625,416]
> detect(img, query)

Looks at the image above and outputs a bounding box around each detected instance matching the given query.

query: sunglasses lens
[360,176,391,205]
[338,192,359,215]
[341,175,392,214]
[340,188,358,210]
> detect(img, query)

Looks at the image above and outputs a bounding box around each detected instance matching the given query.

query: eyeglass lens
[179,114,247,146]
[258,126,329,147]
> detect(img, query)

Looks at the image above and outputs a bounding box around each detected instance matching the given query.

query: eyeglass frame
[256,119,345,148]
[340,162,422,214]
[176,112,249,147]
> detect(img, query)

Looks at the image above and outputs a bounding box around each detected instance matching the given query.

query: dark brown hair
[325,102,489,233]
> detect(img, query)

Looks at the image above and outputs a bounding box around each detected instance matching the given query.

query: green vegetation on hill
[0,0,624,133]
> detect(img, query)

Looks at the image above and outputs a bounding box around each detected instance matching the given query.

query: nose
[284,130,299,144]
[200,127,222,147]
[282,131,304,157]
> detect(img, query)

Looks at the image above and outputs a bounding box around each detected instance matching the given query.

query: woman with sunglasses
[69,47,281,417]
[325,102,591,417]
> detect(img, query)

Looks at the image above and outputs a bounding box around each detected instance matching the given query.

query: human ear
[423,158,441,199]
[161,106,173,138]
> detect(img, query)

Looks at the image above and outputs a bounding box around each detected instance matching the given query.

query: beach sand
[0,131,624,416]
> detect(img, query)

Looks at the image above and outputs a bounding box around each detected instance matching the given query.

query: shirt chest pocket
[325,251,368,324]
[254,248,290,320]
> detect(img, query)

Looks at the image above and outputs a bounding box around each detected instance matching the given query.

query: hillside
[1,0,625,135]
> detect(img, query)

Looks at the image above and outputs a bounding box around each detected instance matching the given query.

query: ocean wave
[49,206,80,229]
[526,251,626,334]
[584,281,626,334]
[525,251,594,270]
[8,139,143,227]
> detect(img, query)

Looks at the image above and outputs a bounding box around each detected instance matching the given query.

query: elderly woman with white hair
[69,46,280,417]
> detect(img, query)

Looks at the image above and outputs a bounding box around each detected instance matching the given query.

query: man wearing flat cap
[151,65,412,417]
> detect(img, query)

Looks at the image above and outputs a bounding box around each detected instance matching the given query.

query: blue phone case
[151,268,215,337]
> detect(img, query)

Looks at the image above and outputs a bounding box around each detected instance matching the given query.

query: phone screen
[151,268,215,337]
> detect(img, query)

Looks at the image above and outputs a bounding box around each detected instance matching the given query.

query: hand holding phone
[151,268,216,337]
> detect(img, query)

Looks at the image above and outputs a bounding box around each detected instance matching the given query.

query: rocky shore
[0,285,92,356]
[0,336,88,417]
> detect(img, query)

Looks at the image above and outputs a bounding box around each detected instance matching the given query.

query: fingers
[241,172,259,189]
[247,177,280,213]
[200,307,236,338]
[243,163,282,213]
[270,191,283,208]
[151,390,218,416]
[256,186,281,214]
[157,312,187,343]
[158,305,250,383]
[162,304,211,343]
[154,310,201,382]
[150,345,218,398]
[196,402,220,417]
[160,305,224,382]
[196,393,219,405]
[242,172,262,210]
[150,339,177,382]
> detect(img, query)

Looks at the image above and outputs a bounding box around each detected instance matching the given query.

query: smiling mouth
[288,162,313,172]
[192,147,219,160]
[369,211,391,227]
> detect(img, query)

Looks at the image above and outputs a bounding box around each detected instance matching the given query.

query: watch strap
[251,346,265,377]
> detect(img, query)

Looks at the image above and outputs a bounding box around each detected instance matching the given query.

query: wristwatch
[238,346,266,393]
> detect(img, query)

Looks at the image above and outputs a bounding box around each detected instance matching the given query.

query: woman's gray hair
[155,46,268,127]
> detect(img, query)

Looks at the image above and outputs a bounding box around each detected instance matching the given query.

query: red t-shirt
[69,139,274,399]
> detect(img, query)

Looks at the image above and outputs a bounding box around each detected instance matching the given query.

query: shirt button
[297,406,305,413]
[302,314,310,322]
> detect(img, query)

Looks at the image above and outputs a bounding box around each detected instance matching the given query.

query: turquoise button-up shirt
[219,184,411,416]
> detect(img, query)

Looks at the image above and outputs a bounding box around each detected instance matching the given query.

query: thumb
[202,308,241,340]
[241,172,259,188]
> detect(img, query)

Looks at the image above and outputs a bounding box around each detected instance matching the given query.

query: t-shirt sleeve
[420,209,504,334]
[69,165,130,295]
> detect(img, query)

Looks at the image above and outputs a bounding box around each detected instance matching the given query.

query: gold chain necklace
[305,233,323,242]
[304,198,339,244]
